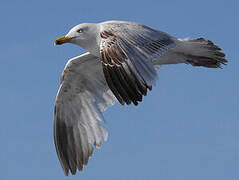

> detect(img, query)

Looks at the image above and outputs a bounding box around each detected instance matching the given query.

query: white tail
[154,38,227,68]
[176,38,227,68]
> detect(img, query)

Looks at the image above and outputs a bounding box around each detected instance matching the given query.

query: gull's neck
[82,24,101,57]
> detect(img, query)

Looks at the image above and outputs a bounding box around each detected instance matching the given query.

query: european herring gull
[54,20,227,175]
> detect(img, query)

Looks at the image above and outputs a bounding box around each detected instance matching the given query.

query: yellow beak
[55,36,72,45]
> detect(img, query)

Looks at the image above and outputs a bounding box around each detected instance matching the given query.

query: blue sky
[0,0,238,179]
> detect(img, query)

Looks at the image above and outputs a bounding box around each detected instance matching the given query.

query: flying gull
[54,20,227,175]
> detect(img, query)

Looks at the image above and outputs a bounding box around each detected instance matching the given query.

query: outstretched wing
[54,52,116,175]
[99,22,177,106]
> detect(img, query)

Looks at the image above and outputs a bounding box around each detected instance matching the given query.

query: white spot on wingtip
[178,37,190,41]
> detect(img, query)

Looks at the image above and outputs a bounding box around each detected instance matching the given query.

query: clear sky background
[0,0,238,180]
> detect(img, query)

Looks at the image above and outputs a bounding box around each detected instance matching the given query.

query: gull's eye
[77,29,83,33]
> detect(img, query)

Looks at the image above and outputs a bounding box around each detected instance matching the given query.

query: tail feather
[177,38,227,68]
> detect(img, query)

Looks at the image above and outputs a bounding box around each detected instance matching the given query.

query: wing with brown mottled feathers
[99,22,177,105]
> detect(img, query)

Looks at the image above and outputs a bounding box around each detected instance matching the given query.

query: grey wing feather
[99,22,177,105]
[54,52,116,175]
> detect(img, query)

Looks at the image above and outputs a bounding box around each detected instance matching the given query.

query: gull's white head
[55,23,99,54]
